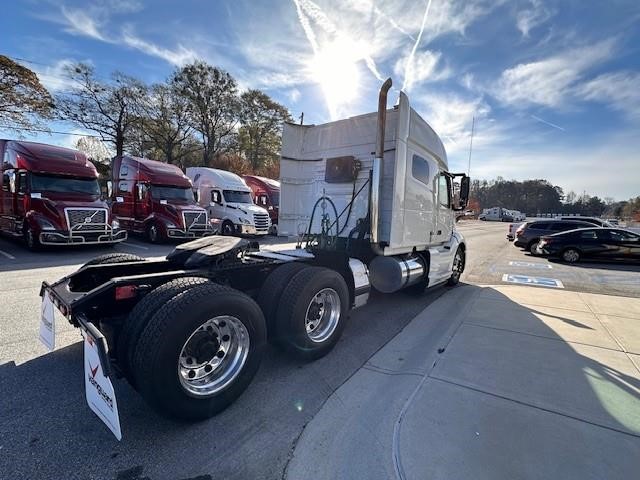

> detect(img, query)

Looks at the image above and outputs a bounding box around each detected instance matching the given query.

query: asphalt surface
[0,222,638,480]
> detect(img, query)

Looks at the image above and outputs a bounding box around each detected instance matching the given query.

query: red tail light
[115,285,137,300]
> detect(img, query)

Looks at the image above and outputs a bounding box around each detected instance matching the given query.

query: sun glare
[309,36,364,119]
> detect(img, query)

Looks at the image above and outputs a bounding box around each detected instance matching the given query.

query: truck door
[433,172,453,244]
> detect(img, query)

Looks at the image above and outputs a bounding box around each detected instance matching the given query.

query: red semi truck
[0,139,126,250]
[242,175,280,234]
[111,155,213,243]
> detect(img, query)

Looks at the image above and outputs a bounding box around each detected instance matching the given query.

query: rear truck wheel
[561,248,581,263]
[23,224,40,251]
[82,253,145,267]
[221,220,235,236]
[274,266,349,361]
[132,283,266,420]
[257,262,309,337]
[447,247,465,286]
[528,240,539,255]
[146,222,164,243]
[117,276,212,385]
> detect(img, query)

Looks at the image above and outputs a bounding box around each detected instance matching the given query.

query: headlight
[165,222,177,228]
[239,217,250,225]
[111,219,120,230]
[37,217,56,230]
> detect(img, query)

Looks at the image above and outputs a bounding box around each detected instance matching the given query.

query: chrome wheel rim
[304,288,341,343]
[26,228,34,248]
[178,315,250,397]
[149,225,158,242]
[451,250,465,280]
[563,249,579,262]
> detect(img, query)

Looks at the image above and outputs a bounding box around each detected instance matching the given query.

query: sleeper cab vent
[325,156,360,183]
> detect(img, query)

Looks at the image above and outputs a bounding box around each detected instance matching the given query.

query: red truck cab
[242,175,280,234]
[111,156,212,243]
[0,140,126,250]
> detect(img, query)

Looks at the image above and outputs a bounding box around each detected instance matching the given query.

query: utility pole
[467,115,475,176]
[299,112,304,125]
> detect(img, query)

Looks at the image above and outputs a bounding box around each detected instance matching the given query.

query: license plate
[82,327,122,441]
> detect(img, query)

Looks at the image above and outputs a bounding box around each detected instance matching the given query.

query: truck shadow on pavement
[0,288,447,480]
[285,284,640,479]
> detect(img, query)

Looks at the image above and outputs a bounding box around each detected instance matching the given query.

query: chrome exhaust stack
[370,78,393,253]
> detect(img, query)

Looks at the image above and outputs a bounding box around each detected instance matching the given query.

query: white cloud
[493,38,616,108]
[60,6,109,41]
[121,30,198,66]
[516,0,553,37]
[394,50,451,91]
[31,59,78,93]
[288,88,302,103]
[576,71,640,120]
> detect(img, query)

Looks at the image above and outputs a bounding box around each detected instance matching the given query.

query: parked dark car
[538,228,640,263]
[514,220,595,254]
[559,216,613,227]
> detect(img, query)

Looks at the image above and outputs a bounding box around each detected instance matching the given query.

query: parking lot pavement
[456,220,640,297]
[286,284,640,479]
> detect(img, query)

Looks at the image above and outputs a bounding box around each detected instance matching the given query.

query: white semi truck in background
[187,167,271,236]
[39,78,470,439]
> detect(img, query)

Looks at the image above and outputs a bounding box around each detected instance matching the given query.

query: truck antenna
[467,115,475,176]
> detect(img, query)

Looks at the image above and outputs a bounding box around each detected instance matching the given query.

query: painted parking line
[119,242,149,251]
[508,261,552,269]
[0,249,16,260]
[502,274,564,289]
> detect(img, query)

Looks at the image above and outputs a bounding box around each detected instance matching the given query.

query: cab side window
[411,154,430,185]
[438,174,450,207]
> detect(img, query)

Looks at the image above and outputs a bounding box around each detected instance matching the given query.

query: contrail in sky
[292,0,318,53]
[402,0,433,91]
[530,114,566,132]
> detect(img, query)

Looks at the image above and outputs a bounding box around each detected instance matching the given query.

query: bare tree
[0,55,53,132]
[75,135,110,162]
[172,61,239,167]
[57,64,145,156]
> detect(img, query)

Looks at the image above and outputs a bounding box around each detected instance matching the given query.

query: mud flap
[83,330,122,440]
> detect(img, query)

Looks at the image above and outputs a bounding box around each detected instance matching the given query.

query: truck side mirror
[107,181,113,198]
[7,171,16,194]
[211,191,222,205]
[459,176,470,209]
[193,189,200,203]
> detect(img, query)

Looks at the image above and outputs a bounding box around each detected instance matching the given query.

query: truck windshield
[30,173,100,195]
[150,185,194,201]
[224,190,253,204]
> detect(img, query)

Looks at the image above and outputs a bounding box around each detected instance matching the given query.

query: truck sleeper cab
[0,140,126,249]
[187,168,271,236]
[111,156,212,243]
[243,175,280,235]
[39,79,469,439]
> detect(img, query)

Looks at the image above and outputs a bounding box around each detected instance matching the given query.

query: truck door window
[411,154,430,185]
[438,174,450,207]
[257,194,268,206]
[17,171,28,195]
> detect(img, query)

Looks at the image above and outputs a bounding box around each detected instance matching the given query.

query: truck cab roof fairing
[4,140,98,178]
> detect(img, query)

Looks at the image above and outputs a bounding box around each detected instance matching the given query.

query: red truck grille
[65,208,108,231]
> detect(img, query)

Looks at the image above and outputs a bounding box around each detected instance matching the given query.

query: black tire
[274,266,349,361]
[23,224,40,251]
[146,222,164,243]
[257,262,309,336]
[117,276,212,384]
[82,253,145,267]
[527,240,539,255]
[561,248,581,263]
[221,220,235,236]
[447,246,465,286]
[132,283,266,420]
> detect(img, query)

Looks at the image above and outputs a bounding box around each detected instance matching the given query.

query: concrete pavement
[285,284,640,480]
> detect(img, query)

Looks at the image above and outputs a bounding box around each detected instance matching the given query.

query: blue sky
[2,0,639,199]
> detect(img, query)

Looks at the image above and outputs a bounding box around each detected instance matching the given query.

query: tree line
[1,55,291,178]
[470,178,639,220]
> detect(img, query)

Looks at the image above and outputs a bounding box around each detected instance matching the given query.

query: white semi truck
[187,167,271,236]
[39,79,469,439]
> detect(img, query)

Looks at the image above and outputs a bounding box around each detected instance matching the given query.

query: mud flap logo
[83,333,122,440]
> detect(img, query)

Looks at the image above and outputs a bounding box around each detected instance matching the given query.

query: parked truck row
[0,140,279,249]
[39,78,470,440]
